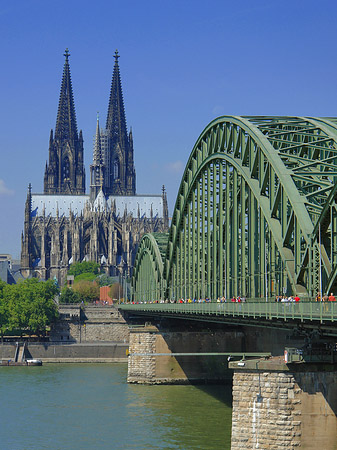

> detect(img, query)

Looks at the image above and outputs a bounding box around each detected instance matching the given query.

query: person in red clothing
[294,295,300,302]
[328,293,336,302]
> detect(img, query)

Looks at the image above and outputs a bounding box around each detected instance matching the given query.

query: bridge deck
[119,302,337,335]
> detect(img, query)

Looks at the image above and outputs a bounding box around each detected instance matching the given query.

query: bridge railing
[118,301,337,323]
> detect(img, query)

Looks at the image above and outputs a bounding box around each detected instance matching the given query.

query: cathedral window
[63,156,70,180]
[113,159,119,179]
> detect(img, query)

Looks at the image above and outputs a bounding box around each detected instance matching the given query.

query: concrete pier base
[229,358,337,450]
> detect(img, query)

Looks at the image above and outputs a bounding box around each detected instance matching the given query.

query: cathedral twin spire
[44,48,136,198]
[44,49,85,195]
[55,49,78,141]
[100,50,136,196]
[106,50,128,148]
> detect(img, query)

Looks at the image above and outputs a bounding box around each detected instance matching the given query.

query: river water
[0,364,232,450]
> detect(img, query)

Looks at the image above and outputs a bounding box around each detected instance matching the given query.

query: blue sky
[1,0,337,258]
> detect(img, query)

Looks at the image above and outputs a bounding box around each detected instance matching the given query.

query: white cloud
[0,179,14,196]
[166,160,184,174]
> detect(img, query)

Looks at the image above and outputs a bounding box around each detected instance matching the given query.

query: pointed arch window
[63,156,70,180]
[113,158,120,180]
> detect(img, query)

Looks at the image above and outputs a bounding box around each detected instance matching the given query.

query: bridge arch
[165,116,337,300]
[133,116,337,301]
[132,233,168,302]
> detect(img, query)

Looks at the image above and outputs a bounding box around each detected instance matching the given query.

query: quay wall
[50,304,130,343]
[0,342,128,363]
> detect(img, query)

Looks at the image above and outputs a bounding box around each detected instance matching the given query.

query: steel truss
[133,116,337,301]
[132,232,168,301]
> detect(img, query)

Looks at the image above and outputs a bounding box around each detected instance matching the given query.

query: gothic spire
[106,50,128,146]
[90,113,106,201]
[44,49,85,194]
[25,183,32,219]
[55,49,78,140]
[93,114,103,165]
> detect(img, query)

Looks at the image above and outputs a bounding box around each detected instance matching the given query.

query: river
[0,363,232,450]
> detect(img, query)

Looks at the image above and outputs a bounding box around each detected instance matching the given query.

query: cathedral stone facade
[21,49,169,284]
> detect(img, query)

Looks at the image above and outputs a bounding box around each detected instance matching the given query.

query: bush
[73,280,100,303]
[68,262,100,277]
[74,272,97,283]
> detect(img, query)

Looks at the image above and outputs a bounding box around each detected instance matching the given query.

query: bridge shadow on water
[195,382,233,407]
[154,319,241,400]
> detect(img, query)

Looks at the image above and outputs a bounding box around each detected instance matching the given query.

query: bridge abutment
[230,359,337,449]
[127,324,244,384]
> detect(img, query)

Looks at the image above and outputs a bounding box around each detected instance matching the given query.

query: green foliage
[0,279,6,296]
[73,280,100,303]
[109,283,123,300]
[59,287,82,304]
[68,262,100,277]
[96,274,117,287]
[0,280,9,334]
[74,272,97,283]
[0,278,59,336]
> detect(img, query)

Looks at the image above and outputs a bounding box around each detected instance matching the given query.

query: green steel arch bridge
[130,116,337,318]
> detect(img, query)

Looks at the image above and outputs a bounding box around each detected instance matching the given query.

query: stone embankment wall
[0,305,130,363]
[50,305,129,343]
[231,365,337,450]
[0,342,128,363]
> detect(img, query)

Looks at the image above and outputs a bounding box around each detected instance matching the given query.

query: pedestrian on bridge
[328,293,336,302]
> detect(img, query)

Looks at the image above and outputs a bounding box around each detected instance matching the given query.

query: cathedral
[21,49,169,284]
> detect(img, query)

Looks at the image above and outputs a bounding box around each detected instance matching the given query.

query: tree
[0,280,9,337]
[109,283,123,301]
[96,274,117,287]
[0,280,6,296]
[68,261,100,277]
[73,280,100,303]
[59,287,82,304]
[3,279,59,336]
[74,272,97,283]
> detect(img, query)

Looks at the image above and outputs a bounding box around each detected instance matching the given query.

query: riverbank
[0,342,128,363]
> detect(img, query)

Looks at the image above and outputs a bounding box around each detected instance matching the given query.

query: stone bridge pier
[127,323,244,384]
[229,358,337,450]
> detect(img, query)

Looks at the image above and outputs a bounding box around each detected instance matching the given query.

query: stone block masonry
[1,306,129,363]
[127,326,157,383]
[1,342,128,363]
[230,359,337,449]
[50,305,130,343]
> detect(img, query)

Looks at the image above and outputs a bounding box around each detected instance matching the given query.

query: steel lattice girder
[133,116,337,301]
[132,233,168,301]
